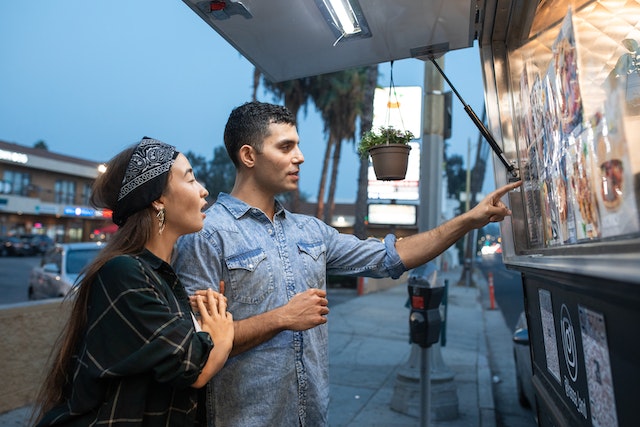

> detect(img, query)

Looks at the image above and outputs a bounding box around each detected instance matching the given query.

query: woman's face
[161,153,209,236]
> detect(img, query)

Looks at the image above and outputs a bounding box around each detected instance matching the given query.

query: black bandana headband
[112,137,178,226]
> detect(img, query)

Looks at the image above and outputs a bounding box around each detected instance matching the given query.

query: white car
[28,242,104,300]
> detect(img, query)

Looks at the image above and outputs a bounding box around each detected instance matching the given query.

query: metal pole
[420,347,431,427]
[391,55,458,423]
[464,138,472,288]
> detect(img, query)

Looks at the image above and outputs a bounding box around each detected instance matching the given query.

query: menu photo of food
[555,149,577,244]
[542,166,561,246]
[566,127,601,240]
[590,111,640,238]
[553,8,584,136]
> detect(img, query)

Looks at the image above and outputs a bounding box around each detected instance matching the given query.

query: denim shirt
[173,193,406,427]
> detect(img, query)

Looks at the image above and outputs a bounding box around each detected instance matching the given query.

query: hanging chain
[384,60,409,144]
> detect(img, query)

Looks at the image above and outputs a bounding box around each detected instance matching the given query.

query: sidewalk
[0,266,501,427]
[327,265,496,426]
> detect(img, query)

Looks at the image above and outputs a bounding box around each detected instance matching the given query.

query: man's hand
[229,288,330,356]
[279,288,330,331]
[395,180,521,269]
[465,180,521,229]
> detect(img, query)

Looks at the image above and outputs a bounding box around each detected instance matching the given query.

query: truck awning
[181,0,479,82]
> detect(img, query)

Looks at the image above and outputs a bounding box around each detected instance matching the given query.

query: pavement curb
[471,269,498,427]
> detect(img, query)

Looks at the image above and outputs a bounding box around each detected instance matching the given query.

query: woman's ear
[238,144,256,168]
[152,201,164,212]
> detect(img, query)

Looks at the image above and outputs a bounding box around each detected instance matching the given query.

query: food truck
[183,1,639,425]
[480,2,639,426]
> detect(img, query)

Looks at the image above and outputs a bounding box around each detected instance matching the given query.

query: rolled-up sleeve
[383,234,407,279]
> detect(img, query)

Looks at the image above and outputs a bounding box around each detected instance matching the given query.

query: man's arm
[231,288,329,356]
[192,287,329,356]
[396,180,521,269]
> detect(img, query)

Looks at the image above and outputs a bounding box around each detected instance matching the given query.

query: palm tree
[353,65,378,239]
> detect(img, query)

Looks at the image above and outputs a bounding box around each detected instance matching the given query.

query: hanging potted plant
[357,126,414,180]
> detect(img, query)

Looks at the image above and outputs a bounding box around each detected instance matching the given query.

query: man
[173,101,520,426]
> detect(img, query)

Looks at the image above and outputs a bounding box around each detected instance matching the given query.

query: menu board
[516,8,640,248]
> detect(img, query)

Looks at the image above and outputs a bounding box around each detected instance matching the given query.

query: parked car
[28,242,104,300]
[0,236,33,256]
[21,234,54,255]
[513,310,537,417]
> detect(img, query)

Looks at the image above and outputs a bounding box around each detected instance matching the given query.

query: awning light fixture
[315,0,371,45]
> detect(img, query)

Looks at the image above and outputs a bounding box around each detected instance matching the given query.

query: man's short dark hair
[224,101,296,167]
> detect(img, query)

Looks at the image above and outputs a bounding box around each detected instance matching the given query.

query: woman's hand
[192,286,234,347]
[190,282,234,388]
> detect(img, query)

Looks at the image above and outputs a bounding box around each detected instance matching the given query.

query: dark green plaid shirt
[37,249,213,426]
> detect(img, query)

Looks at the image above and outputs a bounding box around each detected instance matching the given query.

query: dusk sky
[0,0,491,202]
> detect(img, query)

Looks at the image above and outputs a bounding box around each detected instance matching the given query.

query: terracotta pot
[368,143,411,180]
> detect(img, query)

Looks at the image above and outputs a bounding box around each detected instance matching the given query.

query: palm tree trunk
[316,133,334,218]
[252,68,261,101]
[354,65,378,239]
[324,138,343,223]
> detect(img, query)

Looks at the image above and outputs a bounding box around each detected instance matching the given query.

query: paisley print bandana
[112,137,178,226]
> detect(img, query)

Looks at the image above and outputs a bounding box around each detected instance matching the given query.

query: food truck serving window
[501,1,640,252]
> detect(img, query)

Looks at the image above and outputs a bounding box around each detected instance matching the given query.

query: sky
[0,0,491,203]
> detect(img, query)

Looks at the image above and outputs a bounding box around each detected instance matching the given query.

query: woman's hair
[223,101,296,167]
[32,144,161,422]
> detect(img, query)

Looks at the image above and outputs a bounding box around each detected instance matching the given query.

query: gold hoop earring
[156,207,166,235]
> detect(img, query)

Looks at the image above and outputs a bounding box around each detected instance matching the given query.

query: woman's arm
[190,288,234,388]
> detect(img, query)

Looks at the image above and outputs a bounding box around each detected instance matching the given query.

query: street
[478,254,525,330]
[476,254,536,427]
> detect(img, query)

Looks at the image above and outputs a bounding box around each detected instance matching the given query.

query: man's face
[253,122,304,195]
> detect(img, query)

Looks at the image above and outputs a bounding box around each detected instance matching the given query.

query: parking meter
[408,263,444,348]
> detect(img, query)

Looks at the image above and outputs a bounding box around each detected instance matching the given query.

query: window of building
[81,183,92,205]
[55,180,76,204]
[1,170,31,196]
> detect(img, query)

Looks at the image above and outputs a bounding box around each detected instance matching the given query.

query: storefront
[0,140,112,243]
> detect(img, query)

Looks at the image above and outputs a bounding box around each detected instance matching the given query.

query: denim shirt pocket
[225,248,274,304]
[297,241,327,289]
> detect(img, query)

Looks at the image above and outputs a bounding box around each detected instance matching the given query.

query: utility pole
[390,56,458,422]
[458,108,490,287]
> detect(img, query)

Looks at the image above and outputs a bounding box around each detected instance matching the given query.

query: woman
[32,137,233,426]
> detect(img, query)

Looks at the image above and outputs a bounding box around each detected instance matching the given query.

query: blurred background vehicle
[20,234,54,255]
[513,310,537,420]
[0,236,33,257]
[27,242,104,300]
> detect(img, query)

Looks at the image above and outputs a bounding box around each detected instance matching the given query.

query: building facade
[0,140,113,243]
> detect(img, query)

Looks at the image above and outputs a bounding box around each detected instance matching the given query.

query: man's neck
[230,186,276,220]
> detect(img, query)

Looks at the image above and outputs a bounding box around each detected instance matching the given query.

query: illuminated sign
[367,86,422,201]
[0,149,28,164]
[368,203,417,225]
[64,206,96,217]
[367,142,420,200]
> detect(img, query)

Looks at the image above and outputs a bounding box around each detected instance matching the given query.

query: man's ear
[238,144,257,168]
